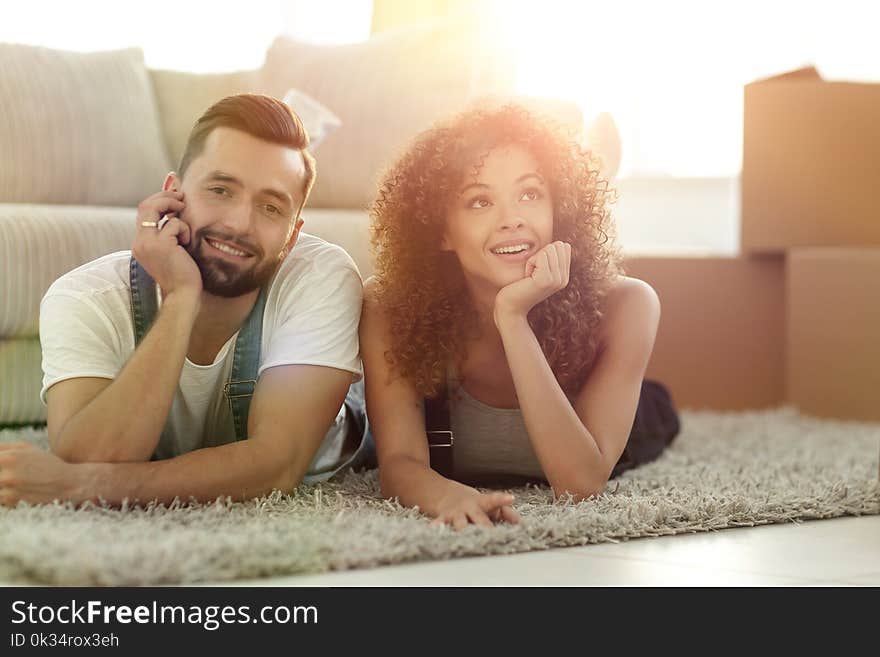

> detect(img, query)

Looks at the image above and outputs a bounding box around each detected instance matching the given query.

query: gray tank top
[448,380,547,483]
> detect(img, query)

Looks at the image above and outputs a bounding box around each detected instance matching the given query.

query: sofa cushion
[0,44,171,206]
[0,337,45,425]
[260,20,517,209]
[0,205,135,338]
[150,68,261,170]
[0,203,372,338]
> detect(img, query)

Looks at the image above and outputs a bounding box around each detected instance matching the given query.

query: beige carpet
[1,408,878,586]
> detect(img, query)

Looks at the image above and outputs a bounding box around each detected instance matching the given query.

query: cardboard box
[741,67,880,252]
[787,248,880,421]
[624,254,785,410]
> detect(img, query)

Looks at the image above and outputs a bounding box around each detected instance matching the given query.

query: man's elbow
[50,432,151,464]
[51,440,97,463]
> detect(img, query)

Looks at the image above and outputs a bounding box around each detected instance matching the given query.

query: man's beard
[187,228,278,298]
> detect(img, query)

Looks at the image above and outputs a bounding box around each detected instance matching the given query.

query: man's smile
[204,237,253,259]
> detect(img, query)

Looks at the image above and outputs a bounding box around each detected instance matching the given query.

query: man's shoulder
[265,233,362,319]
[43,251,132,300]
[277,232,361,282]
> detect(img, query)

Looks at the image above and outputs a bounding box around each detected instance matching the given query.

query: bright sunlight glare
[487,0,880,177]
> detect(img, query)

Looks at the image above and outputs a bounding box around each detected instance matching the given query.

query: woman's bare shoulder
[607,276,659,307]
[596,276,661,345]
[361,276,384,313]
[362,275,378,297]
[359,276,391,342]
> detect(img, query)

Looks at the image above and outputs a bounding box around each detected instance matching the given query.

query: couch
[1,20,618,426]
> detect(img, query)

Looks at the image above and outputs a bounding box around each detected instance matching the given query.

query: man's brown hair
[179,94,317,218]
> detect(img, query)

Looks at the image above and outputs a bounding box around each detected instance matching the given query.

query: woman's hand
[493,241,571,326]
[430,486,521,530]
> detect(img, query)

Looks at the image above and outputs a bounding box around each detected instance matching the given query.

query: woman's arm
[361,278,519,529]
[497,269,660,500]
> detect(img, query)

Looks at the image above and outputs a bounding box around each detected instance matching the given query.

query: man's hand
[132,190,202,298]
[0,442,81,507]
[430,487,521,530]
[493,241,571,326]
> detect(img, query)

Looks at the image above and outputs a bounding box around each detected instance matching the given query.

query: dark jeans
[342,379,377,472]
[609,379,681,479]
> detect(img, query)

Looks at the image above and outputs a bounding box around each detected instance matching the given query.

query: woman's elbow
[271,456,310,494]
[273,471,304,495]
[550,475,607,503]
[377,460,403,500]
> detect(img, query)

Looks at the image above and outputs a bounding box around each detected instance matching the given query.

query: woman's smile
[488,238,537,263]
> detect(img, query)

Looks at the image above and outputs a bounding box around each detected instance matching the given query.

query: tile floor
[223,515,880,587]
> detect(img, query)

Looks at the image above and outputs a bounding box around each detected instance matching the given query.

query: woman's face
[442,144,554,293]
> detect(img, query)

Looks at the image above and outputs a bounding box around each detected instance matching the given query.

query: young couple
[0,94,679,528]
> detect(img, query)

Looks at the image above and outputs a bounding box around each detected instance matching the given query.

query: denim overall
[129,257,374,476]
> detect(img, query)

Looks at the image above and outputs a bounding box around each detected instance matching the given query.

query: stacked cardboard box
[742,67,880,252]
[786,249,880,421]
[740,68,880,421]
[623,254,785,411]
[624,67,879,420]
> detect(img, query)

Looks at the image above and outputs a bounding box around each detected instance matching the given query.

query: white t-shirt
[39,232,363,481]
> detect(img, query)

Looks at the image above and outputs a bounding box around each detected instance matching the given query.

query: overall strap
[226,284,268,442]
[129,256,170,461]
[424,380,454,478]
[130,255,268,443]
[129,257,159,345]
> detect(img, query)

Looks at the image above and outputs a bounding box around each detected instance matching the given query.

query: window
[488,0,879,178]
[0,0,372,72]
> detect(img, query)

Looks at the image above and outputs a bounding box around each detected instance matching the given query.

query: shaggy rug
[1,408,878,586]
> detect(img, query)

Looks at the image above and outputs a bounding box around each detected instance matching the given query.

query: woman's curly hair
[370,102,623,398]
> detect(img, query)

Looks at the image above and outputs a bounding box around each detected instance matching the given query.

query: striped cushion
[261,21,516,209]
[0,337,45,425]
[0,205,374,338]
[0,205,135,338]
[0,44,171,206]
[0,206,370,426]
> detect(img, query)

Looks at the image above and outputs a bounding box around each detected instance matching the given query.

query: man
[0,94,369,507]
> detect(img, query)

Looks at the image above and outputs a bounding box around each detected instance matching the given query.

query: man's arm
[48,289,199,463]
[0,364,351,507]
[47,189,200,463]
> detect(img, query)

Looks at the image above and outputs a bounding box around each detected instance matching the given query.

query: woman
[361,103,679,530]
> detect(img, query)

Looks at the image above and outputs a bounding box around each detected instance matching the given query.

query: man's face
[167,127,307,297]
